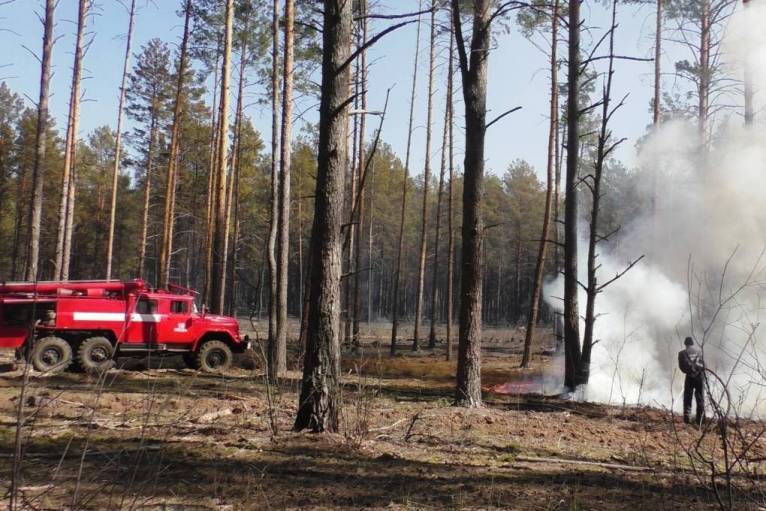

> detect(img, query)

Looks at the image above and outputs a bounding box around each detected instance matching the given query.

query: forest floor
[1,320,765,510]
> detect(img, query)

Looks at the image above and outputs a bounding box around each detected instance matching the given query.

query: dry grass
[0,323,763,510]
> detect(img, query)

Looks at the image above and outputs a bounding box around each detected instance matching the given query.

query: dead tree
[54,0,89,281]
[25,0,55,281]
[294,0,353,433]
[106,0,137,281]
[273,0,295,379]
[210,0,234,314]
[563,0,582,390]
[580,0,644,383]
[452,0,492,407]
[413,1,437,352]
[390,3,423,356]
[521,0,559,369]
[158,0,192,289]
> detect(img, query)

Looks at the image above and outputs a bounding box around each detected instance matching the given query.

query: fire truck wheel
[196,340,232,373]
[31,336,72,374]
[77,337,115,373]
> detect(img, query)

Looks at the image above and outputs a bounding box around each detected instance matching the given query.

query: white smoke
[544,3,766,416]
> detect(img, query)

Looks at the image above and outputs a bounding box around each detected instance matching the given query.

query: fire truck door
[125,296,159,345]
[157,299,194,344]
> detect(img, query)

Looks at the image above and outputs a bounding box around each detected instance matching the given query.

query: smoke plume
[545,3,766,416]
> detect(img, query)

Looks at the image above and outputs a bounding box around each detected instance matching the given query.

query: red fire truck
[0,279,250,374]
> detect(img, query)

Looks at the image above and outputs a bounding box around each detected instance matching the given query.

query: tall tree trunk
[582,0,619,384]
[106,0,136,281]
[159,0,192,289]
[653,0,662,126]
[564,0,582,390]
[352,0,368,345]
[138,118,158,278]
[367,157,375,326]
[452,0,491,407]
[344,67,358,348]
[227,23,249,316]
[521,0,558,369]
[699,0,710,144]
[294,0,352,433]
[54,0,88,281]
[390,3,423,356]
[743,0,754,125]
[428,42,451,349]
[273,0,295,379]
[650,0,662,234]
[203,34,222,303]
[267,0,280,367]
[26,0,55,282]
[446,21,455,361]
[413,2,437,352]
[210,0,234,314]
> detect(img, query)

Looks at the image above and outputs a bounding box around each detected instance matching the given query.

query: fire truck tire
[196,340,232,373]
[31,337,72,374]
[77,337,115,373]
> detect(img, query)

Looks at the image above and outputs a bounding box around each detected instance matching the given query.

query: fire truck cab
[0,279,250,374]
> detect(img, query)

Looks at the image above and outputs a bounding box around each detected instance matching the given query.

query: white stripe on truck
[72,312,162,323]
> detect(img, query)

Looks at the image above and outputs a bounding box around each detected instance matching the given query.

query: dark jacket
[678,345,704,378]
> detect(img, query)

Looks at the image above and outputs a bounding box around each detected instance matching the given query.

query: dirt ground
[1,322,765,510]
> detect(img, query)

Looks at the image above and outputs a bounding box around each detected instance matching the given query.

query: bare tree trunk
[452,0,491,407]
[650,0,662,233]
[106,0,136,281]
[203,34,222,303]
[352,0,368,346]
[294,0,352,433]
[26,0,55,282]
[699,0,710,144]
[563,0,582,390]
[53,0,88,281]
[210,0,234,314]
[743,0,754,125]
[138,119,158,278]
[267,0,280,366]
[446,21,455,362]
[273,0,295,379]
[367,159,375,327]
[653,0,662,126]
[582,0,620,383]
[227,23,249,316]
[390,2,423,356]
[521,0,558,369]
[158,0,192,289]
[413,2,437,352]
[428,44,451,349]
[344,67,358,348]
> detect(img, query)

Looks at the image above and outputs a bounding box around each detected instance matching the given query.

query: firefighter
[678,336,705,425]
